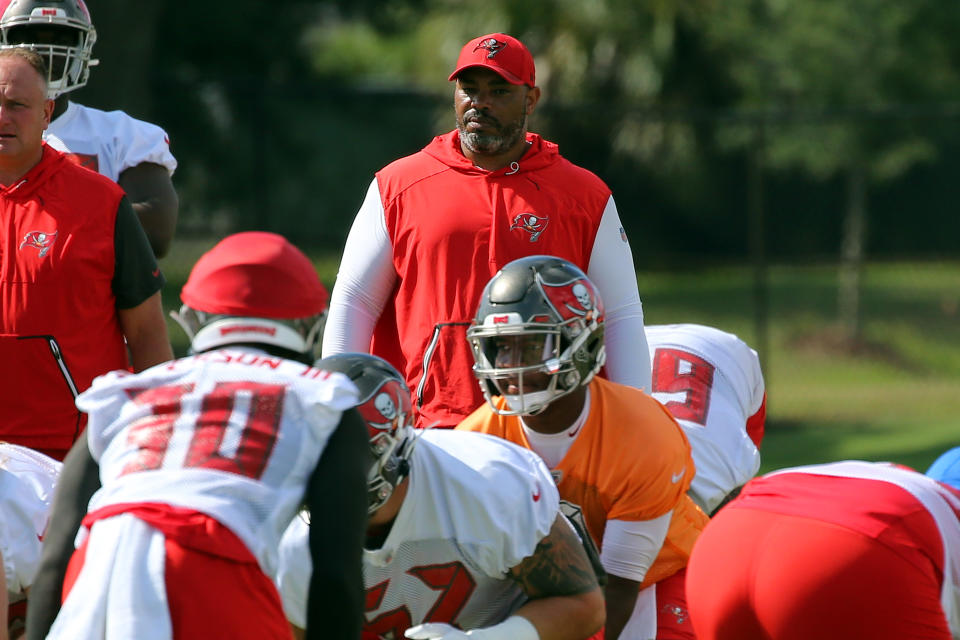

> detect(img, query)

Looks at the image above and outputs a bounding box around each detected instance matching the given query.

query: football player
[0,443,61,639]
[26,232,369,640]
[646,323,766,514]
[686,460,960,639]
[457,256,709,640]
[0,0,179,257]
[276,353,605,640]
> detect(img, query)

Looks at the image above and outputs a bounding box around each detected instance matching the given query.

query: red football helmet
[0,0,97,98]
[314,353,416,513]
[172,232,329,360]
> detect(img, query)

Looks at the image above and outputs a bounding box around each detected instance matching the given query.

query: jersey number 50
[121,381,286,480]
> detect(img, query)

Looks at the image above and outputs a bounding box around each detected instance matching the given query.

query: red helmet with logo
[0,0,97,98]
[173,232,329,359]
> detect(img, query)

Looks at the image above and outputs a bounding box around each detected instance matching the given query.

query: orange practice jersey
[458,377,709,587]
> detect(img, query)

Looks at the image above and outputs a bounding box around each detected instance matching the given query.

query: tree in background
[698,0,960,345]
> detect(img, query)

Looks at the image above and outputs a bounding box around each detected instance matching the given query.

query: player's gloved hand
[404,623,469,639]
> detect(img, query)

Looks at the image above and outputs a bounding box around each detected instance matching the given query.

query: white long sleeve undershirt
[601,511,673,582]
[321,178,395,357]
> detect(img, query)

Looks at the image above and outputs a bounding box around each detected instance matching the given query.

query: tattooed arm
[404,514,604,640]
[507,513,605,640]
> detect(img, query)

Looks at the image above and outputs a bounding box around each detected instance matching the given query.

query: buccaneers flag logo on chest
[510,213,549,242]
[19,230,58,258]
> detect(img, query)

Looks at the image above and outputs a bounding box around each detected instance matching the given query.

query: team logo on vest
[510,213,549,242]
[19,230,58,258]
[473,38,506,59]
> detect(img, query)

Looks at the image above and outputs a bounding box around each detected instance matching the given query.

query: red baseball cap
[448,33,535,87]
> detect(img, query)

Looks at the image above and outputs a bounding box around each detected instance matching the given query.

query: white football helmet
[0,0,98,98]
[468,255,606,416]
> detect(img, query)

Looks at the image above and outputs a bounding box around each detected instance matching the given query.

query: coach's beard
[458,111,527,157]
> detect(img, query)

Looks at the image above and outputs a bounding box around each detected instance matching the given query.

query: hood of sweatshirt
[1,144,68,200]
[422,130,560,177]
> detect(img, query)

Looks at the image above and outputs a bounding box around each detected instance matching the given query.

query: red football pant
[656,567,695,639]
[64,511,293,639]
[686,508,951,640]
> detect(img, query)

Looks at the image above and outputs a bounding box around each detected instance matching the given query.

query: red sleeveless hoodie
[1,145,128,454]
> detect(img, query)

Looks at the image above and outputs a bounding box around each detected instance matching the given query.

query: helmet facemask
[1,15,98,99]
[170,304,326,361]
[469,315,605,416]
[366,418,415,514]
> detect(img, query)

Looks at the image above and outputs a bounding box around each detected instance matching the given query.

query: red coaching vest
[0,145,129,454]
[372,131,611,429]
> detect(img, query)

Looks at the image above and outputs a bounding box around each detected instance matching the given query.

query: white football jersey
[276,429,559,634]
[75,347,358,577]
[44,101,177,182]
[646,324,765,513]
[0,443,61,595]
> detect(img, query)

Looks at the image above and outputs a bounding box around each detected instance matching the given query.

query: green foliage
[701,0,960,181]
[297,0,718,168]
[291,0,960,185]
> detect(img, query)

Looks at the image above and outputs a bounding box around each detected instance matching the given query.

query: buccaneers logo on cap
[510,213,549,242]
[473,38,506,58]
[19,230,58,258]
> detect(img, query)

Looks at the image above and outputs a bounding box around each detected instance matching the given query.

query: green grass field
[160,238,960,475]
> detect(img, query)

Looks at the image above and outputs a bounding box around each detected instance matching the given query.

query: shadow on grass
[760,418,960,475]
[783,327,929,374]
[759,418,850,473]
